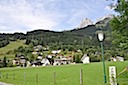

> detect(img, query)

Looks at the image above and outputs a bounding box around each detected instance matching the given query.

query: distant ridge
[75,14,113,30]
[96,14,114,23]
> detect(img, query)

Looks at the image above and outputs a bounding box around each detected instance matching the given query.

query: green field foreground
[0,61,128,85]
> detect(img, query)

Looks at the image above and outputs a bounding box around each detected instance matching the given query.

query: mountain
[77,18,93,29]
[76,14,113,29]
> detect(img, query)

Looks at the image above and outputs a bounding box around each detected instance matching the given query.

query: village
[12,49,90,67]
[12,45,124,68]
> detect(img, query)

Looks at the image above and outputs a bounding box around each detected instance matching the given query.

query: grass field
[0,61,128,85]
[0,40,27,59]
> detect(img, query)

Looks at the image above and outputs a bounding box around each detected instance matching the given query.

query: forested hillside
[25,25,99,48]
[0,25,99,48]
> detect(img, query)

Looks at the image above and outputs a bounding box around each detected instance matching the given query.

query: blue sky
[0,0,117,33]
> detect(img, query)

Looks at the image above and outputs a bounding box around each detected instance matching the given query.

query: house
[33,45,43,51]
[19,56,27,67]
[37,56,43,60]
[41,58,50,66]
[53,57,72,66]
[26,61,31,67]
[81,54,90,64]
[117,56,124,61]
[12,59,18,66]
[110,56,124,62]
[47,55,52,58]
[110,57,117,62]
[31,56,43,67]
[13,54,27,67]
[51,50,61,54]
[32,52,38,55]
[31,56,51,67]
[31,61,42,67]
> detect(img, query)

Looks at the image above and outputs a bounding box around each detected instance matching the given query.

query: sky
[0,0,117,33]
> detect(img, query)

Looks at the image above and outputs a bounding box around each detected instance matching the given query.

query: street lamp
[97,30,107,84]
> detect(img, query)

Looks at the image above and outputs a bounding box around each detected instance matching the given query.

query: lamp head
[97,31,104,42]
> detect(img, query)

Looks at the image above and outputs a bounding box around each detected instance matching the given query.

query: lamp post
[97,30,107,84]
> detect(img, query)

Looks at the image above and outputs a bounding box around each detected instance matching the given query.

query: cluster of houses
[12,48,91,67]
[110,56,124,62]
[11,45,125,67]
[12,54,73,67]
[12,53,124,67]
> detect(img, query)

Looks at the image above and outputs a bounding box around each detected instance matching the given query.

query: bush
[73,54,82,63]
[90,55,101,62]
[7,60,13,67]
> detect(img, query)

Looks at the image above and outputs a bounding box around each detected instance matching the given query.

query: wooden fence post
[80,69,83,85]
[36,73,38,84]
[0,72,2,78]
[6,73,8,79]
[24,72,26,82]
[53,72,56,85]
[13,73,15,80]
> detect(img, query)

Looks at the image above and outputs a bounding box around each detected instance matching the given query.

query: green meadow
[0,61,128,85]
[0,40,27,59]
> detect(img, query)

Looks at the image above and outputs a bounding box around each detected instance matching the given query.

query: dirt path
[0,82,13,85]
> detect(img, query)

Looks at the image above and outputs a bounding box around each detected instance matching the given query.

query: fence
[117,72,128,84]
[0,69,84,85]
[2,68,127,85]
[116,66,128,85]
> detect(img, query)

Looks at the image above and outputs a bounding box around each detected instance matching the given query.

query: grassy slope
[0,61,128,85]
[0,40,27,59]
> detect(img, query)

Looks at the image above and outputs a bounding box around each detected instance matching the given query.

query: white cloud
[0,0,58,33]
[0,0,117,33]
